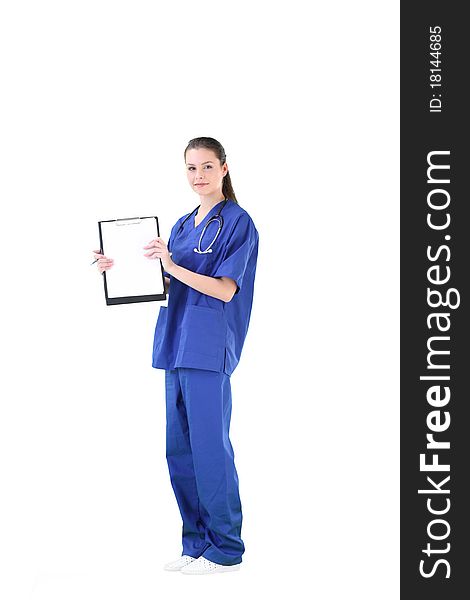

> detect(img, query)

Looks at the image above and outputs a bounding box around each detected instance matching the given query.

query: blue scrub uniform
[152,198,259,566]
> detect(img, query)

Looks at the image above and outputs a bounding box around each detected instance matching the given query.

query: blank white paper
[100,217,164,298]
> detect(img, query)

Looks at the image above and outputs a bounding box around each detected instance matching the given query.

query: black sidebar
[401,3,468,598]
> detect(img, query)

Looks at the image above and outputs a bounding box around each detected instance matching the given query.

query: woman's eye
[204,165,212,169]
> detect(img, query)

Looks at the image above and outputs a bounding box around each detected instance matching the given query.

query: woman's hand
[93,249,114,274]
[143,238,175,273]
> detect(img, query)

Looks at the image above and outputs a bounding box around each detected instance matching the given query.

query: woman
[93,137,259,575]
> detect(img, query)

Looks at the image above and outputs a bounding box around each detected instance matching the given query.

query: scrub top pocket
[175,305,226,372]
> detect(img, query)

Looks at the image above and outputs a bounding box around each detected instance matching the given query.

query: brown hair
[184,137,238,204]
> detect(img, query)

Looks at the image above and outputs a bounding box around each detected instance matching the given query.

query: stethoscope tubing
[176,199,228,254]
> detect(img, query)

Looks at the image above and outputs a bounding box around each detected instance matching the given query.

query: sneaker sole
[181,564,240,575]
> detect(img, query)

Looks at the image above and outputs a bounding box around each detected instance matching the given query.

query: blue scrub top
[152,198,259,377]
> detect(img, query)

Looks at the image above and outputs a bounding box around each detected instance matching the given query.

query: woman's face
[185,147,228,197]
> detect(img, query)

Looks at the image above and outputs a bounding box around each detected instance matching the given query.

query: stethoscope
[176,199,228,254]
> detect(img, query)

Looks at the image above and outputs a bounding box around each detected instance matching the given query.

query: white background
[0,1,399,598]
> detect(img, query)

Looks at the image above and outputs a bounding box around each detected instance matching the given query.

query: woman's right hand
[93,249,114,274]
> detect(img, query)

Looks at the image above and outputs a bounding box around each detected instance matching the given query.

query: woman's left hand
[143,238,175,273]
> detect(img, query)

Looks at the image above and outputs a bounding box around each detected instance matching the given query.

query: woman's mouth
[195,183,208,186]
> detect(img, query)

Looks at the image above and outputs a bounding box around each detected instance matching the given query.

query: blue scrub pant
[165,367,245,566]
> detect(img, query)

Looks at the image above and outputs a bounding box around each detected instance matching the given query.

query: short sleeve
[212,214,258,295]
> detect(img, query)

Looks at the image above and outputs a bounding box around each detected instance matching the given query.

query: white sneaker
[180,556,241,575]
[163,555,198,571]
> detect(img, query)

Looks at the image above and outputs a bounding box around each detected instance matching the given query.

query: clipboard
[98,216,167,305]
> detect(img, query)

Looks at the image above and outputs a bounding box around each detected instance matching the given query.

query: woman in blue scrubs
[141,137,258,575]
[95,138,258,574]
